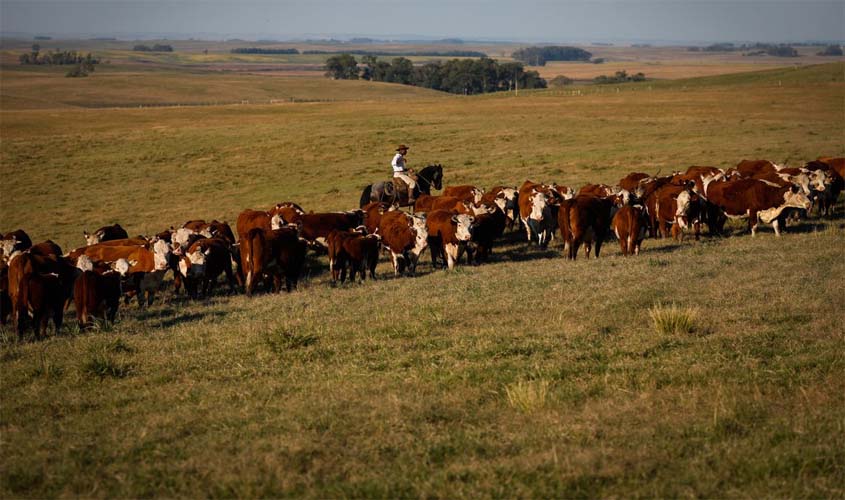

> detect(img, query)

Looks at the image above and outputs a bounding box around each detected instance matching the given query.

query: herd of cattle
[1,157,842,341]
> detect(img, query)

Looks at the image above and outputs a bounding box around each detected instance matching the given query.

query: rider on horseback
[392,144,417,203]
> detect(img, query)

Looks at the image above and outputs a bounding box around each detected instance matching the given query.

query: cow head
[472,203,497,216]
[83,230,99,246]
[529,191,547,221]
[0,237,18,261]
[172,227,196,250]
[809,169,829,192]
[451,214,475,241]
[151,238,173,271]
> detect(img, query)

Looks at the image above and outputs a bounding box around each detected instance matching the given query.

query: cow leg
[444,243,457,270]
[772,217,782,237]
[51,306,63,337]
[224,265,237,295]
[749,210,758,236]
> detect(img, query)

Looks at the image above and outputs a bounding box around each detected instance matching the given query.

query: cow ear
[204,248,213,256]
[129,260,138,267]
[451,215,459,223]
[83,231,90,237]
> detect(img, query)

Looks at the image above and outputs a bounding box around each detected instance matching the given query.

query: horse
[359,164,443,209]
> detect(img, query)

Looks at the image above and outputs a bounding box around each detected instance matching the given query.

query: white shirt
[392,153,406,173]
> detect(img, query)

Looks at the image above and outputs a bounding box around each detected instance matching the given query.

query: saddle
[388,173,417,199]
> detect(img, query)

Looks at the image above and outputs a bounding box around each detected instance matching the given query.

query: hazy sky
[1,0,843,42]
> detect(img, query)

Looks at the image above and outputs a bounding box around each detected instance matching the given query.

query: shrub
[505,379,550,413]
[648,303,700,335]
[817,45,843,56]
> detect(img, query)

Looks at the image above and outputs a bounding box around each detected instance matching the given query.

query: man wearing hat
[392,144,417,203]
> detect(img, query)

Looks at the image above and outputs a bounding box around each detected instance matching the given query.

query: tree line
[307,49,487,57]
[133,44,174,52]
[231,48,299,54]
[19,45,99,67]
[689,43,800,57]
[511,46,593,66]
[325,54,546,95]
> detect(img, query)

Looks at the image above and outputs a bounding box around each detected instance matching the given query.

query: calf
[378,211,428,276]
[612,205,648,256]
[83,224,129,246]
[482,186,519,230]
[328,230,381,283]
[558,196,614,260]
[425,210,474,270]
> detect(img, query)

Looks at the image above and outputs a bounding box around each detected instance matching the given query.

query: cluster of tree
[307,49,486,57]
[231,47,300,54]
[593,70,646,84]
[19,44,100,67]
[694,42,799,57]
[511,46,593,66]
[817,45,843,56]
[549,75,574,87]
[325,54,547,94]
[132,44,174,52]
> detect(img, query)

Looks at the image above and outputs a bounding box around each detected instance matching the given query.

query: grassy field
[1,60,844,497]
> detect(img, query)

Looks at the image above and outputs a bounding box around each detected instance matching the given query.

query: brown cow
[650,184,701,241]
[1,229,33,261]
[704,177,812,236]
[361,202,396,235]
[299,210,365,248]
[236,209,291,241]
[809,157,844,217]
[558,195,614,260]
[377,211,428,276]
[442,185,484,204]
[73,255,127,329]
[176,238,238,298]
[271,202,307,224]
[619,172,652,195]
[425,210,475,270]
[518,181,558,246]
[83,224,129,246]
[735,159,780,177]
[327,229,380,283]
[241,227,307,295]
[413,195,473,214]
[7,248,75,340]
[612,205,648,256]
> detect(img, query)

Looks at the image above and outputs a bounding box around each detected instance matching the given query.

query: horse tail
[360,185,373,208]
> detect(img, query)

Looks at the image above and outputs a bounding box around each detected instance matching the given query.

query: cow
[6,247,76,340]
[481,186,519,230]
[240,227,307,296]
[466,202,507,264]
[68,238,173,306]
[0,258,11,325]
[558,195,614,260]
[619,172,652,196]
[271,202,307,224]
[612,204,648,256]
[176,238,238,299]
[236,209,285,241]
[735,159,780,178]
[1,229,33,261]
[362,201,396,235]
[299,210,365,249]
[425,210,474,270]
[413,195,471,214]
[377,211,428,276]
[651,185,702,241]
[704,177,812,236]
[442,185,484,204]
[806,157,844,217]
[327,229,380,283]
[518,181,559,247]
[83,224,129,246]
[73,255,129,329]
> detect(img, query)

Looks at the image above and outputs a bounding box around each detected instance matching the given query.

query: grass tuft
[29,352,63,379]
[505,379,551,413]
[82,348,133,379]
[649,302,700,335]
[263,328,318,355]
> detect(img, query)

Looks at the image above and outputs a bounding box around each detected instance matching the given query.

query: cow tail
[360,185,373,208]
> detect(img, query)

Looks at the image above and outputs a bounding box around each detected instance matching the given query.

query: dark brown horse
[359,164,443,209]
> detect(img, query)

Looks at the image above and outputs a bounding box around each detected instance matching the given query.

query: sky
[1,0,843,43]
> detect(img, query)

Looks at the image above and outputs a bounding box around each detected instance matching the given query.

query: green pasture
[0,61,843,497]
